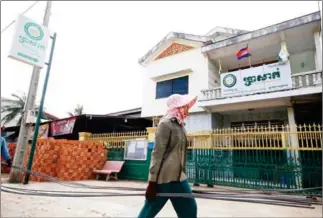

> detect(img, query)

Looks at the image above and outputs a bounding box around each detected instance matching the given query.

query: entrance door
[294,102,322,125]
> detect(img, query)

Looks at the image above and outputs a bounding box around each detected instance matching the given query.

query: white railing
[291,69,322,87]
[200,69,322,101]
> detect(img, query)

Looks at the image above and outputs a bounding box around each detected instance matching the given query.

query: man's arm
[148,122,171,182]
[1,137,11,161]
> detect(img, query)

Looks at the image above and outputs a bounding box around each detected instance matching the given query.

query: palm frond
[1,105,23,112]
[17,116,23,126]
[1,111,20,126]
[1,93,27,126]
[1,99,21,105]
[1,92,49,126]
[11,93,26,103]
[74,104,84,116]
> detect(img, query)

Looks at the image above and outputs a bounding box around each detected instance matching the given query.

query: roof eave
[138,32,209,66]
[205,26,249,37]
[202,11,321,53]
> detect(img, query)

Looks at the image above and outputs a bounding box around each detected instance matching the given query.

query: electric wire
[1,162,321,209]
[3,163,322,194]
[2,185,320,206]
[0,187,316,209]
[1,1,40,34]
[4,163,321,195]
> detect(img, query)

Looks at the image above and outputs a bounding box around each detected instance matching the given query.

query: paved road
[1,179,322,217]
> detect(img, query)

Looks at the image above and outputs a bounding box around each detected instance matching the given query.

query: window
[156,76,189,99]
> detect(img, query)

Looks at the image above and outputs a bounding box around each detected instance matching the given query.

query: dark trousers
[138,180,197,218]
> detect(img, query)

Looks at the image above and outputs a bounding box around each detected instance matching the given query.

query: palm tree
[1,93,40,126]
[68,104,84,116]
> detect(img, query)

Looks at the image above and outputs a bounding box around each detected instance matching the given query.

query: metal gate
[185,124,322,195]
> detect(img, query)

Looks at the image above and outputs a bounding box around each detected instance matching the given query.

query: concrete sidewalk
[1,179,321,217]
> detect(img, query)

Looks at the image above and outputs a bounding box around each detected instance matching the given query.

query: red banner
[50,117,76,136]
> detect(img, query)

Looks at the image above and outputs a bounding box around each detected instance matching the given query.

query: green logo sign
[24,22,44,41]
[223,74,237,88]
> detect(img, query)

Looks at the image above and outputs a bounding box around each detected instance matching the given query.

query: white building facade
[138,12,322,132]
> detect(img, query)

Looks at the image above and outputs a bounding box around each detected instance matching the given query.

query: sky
[1,1,321,119]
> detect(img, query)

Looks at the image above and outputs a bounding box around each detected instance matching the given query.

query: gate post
[79,132,92,141]
[146,127,157,144]
[287,107,302,189]
[145,127,157,181]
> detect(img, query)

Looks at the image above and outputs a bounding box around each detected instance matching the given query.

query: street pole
[24,32,57,184]
[9,1,52,183]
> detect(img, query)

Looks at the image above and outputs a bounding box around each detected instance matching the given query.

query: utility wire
[1,1,40,34]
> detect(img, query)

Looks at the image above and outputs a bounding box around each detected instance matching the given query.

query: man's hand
[6,159,12,167]
[145,181,157,200]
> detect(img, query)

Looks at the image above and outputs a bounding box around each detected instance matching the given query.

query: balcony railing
[200,69,322,101]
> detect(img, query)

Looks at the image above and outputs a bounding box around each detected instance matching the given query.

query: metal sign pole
[23,32,57,185]
[9,1,52,183]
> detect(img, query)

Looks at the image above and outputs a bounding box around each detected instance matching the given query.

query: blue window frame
[156,76,189,99]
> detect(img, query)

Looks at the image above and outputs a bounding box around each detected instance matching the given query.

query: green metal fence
[88,124,322,195]
[89,131,151,181]
[186,124,322,195]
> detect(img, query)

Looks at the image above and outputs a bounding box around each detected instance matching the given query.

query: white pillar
[287,106,300,149]
[287,106,302,188]
[287,107,297,134]
[314,31,322,71]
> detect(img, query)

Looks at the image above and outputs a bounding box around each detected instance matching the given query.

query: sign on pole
[8,15,50,68]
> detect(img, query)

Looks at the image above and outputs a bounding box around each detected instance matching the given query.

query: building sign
[124,138,148,161]
[50,117,76,136]
[8,15,50,68]
[221,61,293,97]
[28,123,49,140]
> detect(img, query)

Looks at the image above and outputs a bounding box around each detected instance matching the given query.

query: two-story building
[138,11,322,131]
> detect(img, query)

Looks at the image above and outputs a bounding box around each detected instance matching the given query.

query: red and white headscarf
[160,94,197,125]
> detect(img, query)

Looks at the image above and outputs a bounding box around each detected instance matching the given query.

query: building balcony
[198,13,322,112]
[200,69,322,102]
[198,65,322,112]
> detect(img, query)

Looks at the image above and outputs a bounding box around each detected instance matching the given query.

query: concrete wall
[219,108,289,128]
[186,108,289,132]
[289,50,316,74]
[141,48,208,117]
[185,112,212,132]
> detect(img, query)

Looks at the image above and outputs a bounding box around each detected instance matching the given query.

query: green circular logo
[24,22,44,41]
[223,74,237,88]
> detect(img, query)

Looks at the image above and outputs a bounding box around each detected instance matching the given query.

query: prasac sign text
[221,61,293,97]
